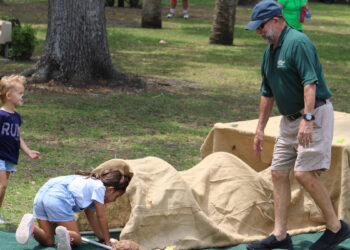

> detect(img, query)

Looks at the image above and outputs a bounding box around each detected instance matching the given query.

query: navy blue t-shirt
[0,110,22,164]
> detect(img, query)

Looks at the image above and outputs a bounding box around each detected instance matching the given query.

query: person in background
[167,0,189,19]
[278,0,308,31]
[245,1,350,249]
[0,75,41,224]
[16,169,130,250]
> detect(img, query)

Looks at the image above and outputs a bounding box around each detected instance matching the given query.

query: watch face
[303,113,315,121]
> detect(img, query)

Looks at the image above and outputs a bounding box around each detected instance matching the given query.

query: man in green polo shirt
[245,1,350,249]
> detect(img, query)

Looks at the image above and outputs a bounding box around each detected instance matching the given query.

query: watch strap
[303,113,315,121]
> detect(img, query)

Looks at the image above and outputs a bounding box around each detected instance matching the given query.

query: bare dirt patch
[1,2,202,96]
[24,76,199,96]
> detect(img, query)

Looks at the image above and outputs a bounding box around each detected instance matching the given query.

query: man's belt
[285,100,327,121]
[286,112,302,121]
[315,99,327,109]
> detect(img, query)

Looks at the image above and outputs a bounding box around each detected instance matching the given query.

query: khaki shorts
[271,100,334,172]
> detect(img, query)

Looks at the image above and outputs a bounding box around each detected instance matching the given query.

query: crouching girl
[16,169,130,249]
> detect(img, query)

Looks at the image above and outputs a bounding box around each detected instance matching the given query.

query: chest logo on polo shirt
[277,60,286,68]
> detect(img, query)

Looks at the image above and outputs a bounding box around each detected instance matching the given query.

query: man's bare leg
[294,171,340,232]
[272,169,291,240]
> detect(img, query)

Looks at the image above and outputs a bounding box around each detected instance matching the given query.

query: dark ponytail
[76,169,131,191]
[75,170,98,178]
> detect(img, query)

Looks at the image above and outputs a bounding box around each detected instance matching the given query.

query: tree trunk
[141,0,162,28]
[209,0,238,45]
[118,0,124,7]
[105,0,115,7]
[129,0,139,8]
[238,0,258,6]
[24,0,140,87]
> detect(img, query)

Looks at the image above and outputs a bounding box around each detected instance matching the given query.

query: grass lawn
[0,0,349,229]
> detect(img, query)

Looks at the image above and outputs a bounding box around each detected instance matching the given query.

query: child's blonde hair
[0,75,26,103]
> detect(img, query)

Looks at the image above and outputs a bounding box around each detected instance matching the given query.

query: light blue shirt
[68,176,106,210]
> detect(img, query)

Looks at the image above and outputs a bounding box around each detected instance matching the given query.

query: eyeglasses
[258,16,275,30]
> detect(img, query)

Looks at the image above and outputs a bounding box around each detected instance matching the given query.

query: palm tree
[209,0,238,45]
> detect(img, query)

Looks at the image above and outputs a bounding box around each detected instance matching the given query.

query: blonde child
[0,75,40,224]
[16,168,130,249]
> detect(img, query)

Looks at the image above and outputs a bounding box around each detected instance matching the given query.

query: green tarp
[203,232,350,250]
[1,230,350,250]
[0,231,120,250]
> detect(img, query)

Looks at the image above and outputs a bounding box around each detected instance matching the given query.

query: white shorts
[271,101,334,172]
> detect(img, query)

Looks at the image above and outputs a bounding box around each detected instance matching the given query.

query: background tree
[142,0,162,28]
[238,0,258,6]
[117,0,124,7]
[105,0,115,7]
[129,0,140,7]
[24,0,140,86]
[209,0,238,45]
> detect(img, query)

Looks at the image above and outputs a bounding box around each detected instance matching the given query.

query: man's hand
[298,119,313,147]
[254,130,265,157]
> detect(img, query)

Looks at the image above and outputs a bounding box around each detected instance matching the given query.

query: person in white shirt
[15,168,130,250]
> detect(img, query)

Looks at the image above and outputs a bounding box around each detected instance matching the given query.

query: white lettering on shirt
[1,122,19,137]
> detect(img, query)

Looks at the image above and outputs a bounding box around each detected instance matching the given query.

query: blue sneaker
[247,234,293,250]
[309,220,350,250]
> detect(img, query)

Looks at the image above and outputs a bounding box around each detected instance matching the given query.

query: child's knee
[0,182,8,191]
[72,234,82,246]
[40,236,55,247]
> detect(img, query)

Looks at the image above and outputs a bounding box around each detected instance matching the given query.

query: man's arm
[298,82,316,147]
[254,96,274,157]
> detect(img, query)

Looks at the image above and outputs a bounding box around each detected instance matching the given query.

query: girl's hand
[28,150,41,159]
[107,238,118,246]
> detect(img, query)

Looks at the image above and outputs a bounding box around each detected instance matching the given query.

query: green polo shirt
[260,25,332,115]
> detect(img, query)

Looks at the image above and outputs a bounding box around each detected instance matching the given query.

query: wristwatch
[303,113,315,121]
